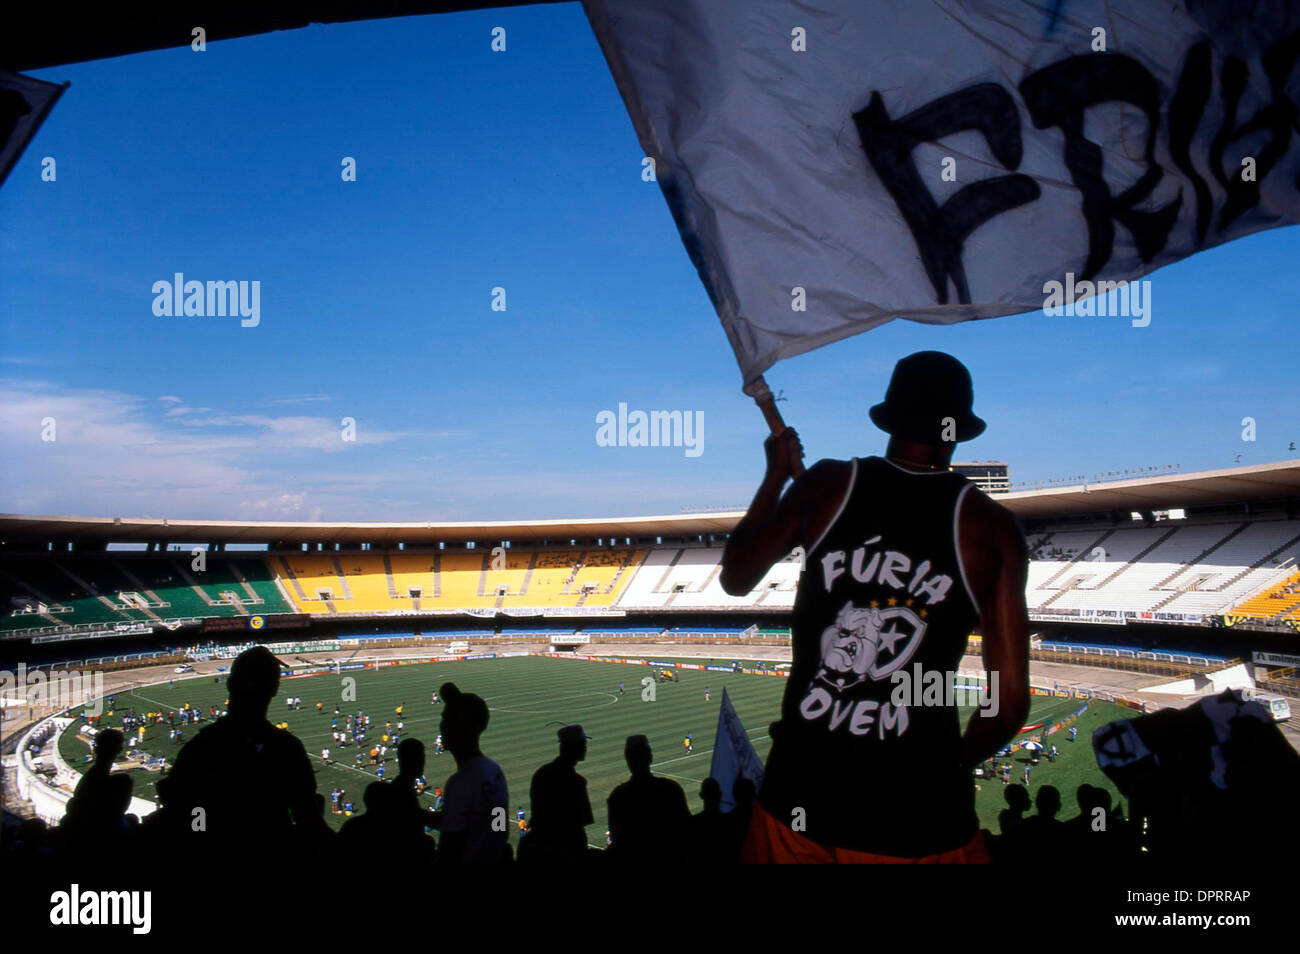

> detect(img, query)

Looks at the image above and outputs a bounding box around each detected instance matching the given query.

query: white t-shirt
[441,755,509,864]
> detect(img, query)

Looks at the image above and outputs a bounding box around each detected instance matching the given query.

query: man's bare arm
[719,429,806,596]
[959,497,1030,770]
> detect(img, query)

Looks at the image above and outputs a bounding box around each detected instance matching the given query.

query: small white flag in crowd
[710,687,766,813]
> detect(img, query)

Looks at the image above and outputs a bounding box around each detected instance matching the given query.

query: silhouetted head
[17,817,48,851]
[557,723,590,763]
[1075,783,1096,812]
[438,682,489,756]
[733,777,756,810]
[1036,785,1061,820]
[624,734,652,774]
[870,351,985,447]
[1005,783,1031,813]
[700,777,723,811]
[94,728,123,765]
[397,738,425,777]
[363,781,391,813]
[227,647,281,715]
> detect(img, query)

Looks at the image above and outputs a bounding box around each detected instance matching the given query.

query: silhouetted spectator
[428,682,509,864]
[606,735,690,863]
[997,782,1031,836]
[62,728,133,854]
[1012,785,1066,862]
[726,776,757,860]
[339,782,397,863]
[391,738,437,839]
[12,817,52,862]
[689,777,733,864]
[523,723,593,864]
[150,646,327,864]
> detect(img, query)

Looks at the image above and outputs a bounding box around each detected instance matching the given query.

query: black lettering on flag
[854,84,1040,305]
[1020,53,1182,281]
[1169,41,1213,244]
[1210,30,1300,230]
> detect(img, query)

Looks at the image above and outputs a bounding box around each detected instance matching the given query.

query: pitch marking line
[657,771,704,785]
[651,733,769,769]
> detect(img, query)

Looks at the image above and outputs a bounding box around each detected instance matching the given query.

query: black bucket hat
[869,351,986,445]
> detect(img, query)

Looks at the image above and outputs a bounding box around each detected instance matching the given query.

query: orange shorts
[740,801,990,864]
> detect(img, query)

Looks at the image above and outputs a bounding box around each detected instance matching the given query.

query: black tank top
[760,456,981,856]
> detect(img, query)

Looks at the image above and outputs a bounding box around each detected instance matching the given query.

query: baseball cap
[558,723,591,745]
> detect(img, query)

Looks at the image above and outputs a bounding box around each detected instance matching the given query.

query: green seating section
[1,554,295,635]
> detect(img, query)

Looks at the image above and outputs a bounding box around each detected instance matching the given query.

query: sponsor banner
[497,651,531,658]
[648,660,677,668]
[706,665,734,672]
[201,614,310,634]
[264,639,341,653]
[33,630,120,644]
[465,653,497,660]
[434,655,464,663]
[340,663,366,672]
[281,665,330,679]
[1253,651,1300,667]
[679,663,704,671]
[549,634,591,645]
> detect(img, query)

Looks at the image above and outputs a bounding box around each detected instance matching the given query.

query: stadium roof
[1,460,1296,546]
[1000,459,1300,518]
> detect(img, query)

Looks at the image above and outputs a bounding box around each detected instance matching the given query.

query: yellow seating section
[339,557,397,613]
[273,548,644,612]
[281,555,346,615]
[485,553,533,602]
[1228,571,1300,621]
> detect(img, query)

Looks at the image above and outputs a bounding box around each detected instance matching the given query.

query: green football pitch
[60,655,1133,848]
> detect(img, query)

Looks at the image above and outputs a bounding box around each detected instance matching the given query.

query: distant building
[952,461,1009,494]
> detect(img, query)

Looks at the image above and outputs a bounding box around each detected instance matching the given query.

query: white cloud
[0,380,749,523]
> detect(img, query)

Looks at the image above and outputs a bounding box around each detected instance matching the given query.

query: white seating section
[613,519,1299,616]
[615,546,800,610]
[1025,518,1300,616]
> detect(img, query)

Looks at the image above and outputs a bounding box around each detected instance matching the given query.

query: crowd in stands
[5,646,1295,870]
[4,648,758,872]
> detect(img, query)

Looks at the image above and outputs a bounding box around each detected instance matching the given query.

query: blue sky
[1,3,1296,523]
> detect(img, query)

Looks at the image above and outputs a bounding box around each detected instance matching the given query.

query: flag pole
[748,373,805,478]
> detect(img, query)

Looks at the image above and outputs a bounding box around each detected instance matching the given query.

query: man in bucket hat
[521,723,594,865]
[720,351,1030,863]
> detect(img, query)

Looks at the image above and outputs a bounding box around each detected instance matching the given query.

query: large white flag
[584,0,1300,390]
[709,687,766,813]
